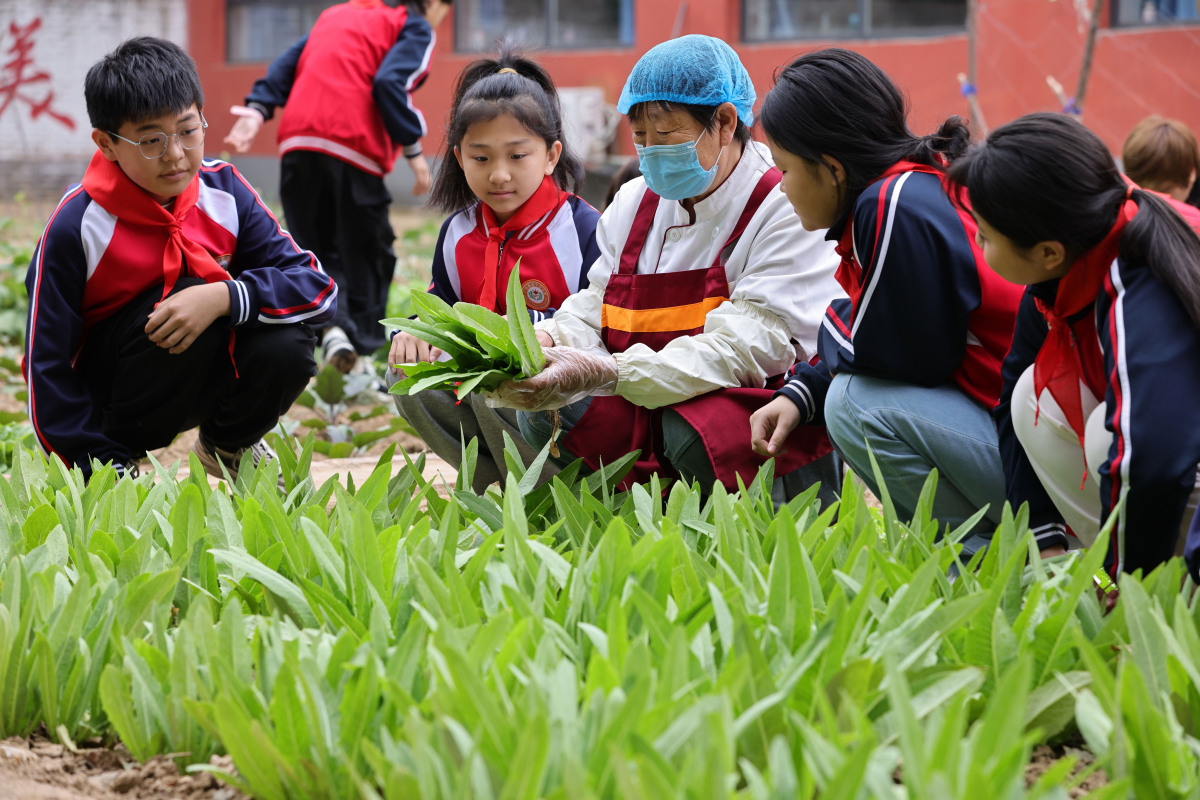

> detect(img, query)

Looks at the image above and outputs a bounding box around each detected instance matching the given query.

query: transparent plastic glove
[486,346,618,412]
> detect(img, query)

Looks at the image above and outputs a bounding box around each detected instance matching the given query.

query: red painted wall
[191,0,1200,164]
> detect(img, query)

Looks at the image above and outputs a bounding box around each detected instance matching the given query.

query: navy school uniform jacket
[776,168,1022,423]
[23,159,336,474]
[997,266,1200,577]
[427,196,601,322]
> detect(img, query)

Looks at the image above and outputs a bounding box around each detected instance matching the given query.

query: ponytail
[912,116,971,166]
[1123,188,1200,331]
[429,40,583,213]
[947,112,1200,331]
[760,48,970,218]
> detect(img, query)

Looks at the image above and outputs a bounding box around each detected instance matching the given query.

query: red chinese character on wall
[0,17,75,130]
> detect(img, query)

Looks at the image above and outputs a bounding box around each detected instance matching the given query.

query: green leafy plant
[0,216,32,346]
[5,423,1200,797]
[294,363,412,457]
[385,263,545,399]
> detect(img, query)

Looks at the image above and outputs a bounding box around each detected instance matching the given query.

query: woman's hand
[389,332,434,376]
[750,396,802,457]
[536,330,554,349]
[488,346,618,411]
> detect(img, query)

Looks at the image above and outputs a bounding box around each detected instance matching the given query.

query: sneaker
[346,355,391,400]
[191,434,285,488]
[322,326,357,374]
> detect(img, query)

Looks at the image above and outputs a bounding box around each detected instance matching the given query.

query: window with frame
[743,0,965,41]
[226,0,338,63]
[454,0,634,52]
[1111,0,1198,26]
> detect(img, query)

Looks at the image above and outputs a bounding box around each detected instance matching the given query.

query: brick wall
[0,0,187,200]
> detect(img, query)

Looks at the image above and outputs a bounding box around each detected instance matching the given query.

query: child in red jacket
[225,0,452,373]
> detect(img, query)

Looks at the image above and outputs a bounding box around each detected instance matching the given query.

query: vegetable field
[4,203,1200,799]
[2,434,1200,799]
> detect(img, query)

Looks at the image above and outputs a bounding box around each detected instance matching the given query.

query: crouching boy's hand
[750,396,802,457]
[145,282,231,354]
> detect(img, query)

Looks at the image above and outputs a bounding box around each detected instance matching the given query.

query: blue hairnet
[617,35,756,126]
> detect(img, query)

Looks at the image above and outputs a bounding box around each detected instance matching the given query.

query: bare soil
[1024,743,1109,796]
[147,390,428,474]
[0,735,248,800]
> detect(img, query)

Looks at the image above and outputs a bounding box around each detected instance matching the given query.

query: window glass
[1111,0,1199,25]
[743,0,965,42]
[227,1,337,63]
[455,0,634,51]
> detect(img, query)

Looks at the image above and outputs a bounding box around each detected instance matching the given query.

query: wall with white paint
[0,0,187,199]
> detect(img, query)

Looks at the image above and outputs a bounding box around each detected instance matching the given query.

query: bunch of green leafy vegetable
[383,264,544,399]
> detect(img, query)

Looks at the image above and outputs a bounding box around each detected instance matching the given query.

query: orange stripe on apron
[601,295,727,335]
[561,167,832,490]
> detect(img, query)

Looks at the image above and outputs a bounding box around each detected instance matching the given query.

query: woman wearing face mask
[489,35,843,500]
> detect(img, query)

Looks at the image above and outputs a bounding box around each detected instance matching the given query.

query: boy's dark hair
[947,112,1200,332]
[85,37,204,134]
[760,48,970,222]
[430,40,583,213]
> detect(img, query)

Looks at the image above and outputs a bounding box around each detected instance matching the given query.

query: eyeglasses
[108,115,208,159]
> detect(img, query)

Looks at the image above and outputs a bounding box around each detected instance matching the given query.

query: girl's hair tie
[498,67,518,75]
[1125,183,1135,200]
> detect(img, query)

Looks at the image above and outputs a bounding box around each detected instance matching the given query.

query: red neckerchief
[1033,194,1137,481]
[81,151,233,308]
[834,160,944,296]
[477,176,568,312]
[81,151,238,371]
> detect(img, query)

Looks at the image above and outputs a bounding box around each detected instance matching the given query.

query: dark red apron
[561,169,832,490]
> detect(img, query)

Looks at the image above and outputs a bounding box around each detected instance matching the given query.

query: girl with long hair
[750,48,1023,551]
[948,111,1200,580]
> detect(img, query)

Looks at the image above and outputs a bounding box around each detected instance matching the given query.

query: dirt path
[0,735,247,800]
[164,431,458,493]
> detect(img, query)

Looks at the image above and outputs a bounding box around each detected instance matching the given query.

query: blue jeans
[825,373,1005,542]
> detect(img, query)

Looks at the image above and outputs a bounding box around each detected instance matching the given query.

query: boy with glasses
[23,36,338,483]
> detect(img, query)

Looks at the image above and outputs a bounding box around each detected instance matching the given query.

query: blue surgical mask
[635,131,725,201]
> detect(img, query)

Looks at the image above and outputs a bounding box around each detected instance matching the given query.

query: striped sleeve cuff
[1031,522,1069,552]
[246,101,271,121]
[402,143,423,158]
[226,280,253,326]
[773,378,816,424]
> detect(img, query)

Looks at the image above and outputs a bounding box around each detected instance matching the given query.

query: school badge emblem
[522,279,550,311]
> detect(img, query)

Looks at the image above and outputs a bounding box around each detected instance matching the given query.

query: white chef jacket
[537,140,843,410]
